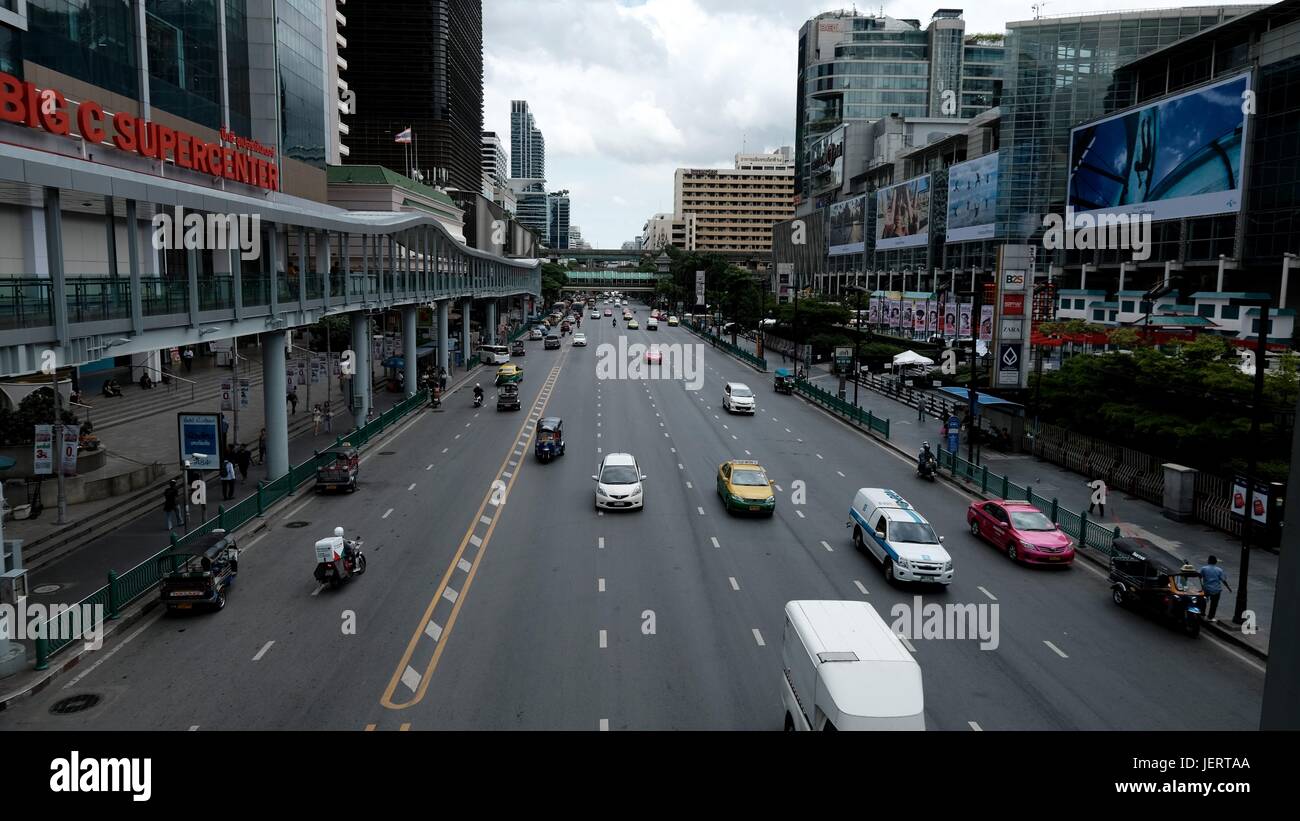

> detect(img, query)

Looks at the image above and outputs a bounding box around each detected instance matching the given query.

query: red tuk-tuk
[315,445,359,493]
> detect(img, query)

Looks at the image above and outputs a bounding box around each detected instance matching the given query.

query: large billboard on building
[946,152,998,242]
[875,175,930,250]
[1067,72,1249,222]
[828,195,867,256]
[808,125,846,193]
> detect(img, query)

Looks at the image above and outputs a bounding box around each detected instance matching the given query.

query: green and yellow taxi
[495,363,524,385]
[716,460,776,515]
[627,318,640,330]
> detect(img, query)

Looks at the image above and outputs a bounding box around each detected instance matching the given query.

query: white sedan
[593,453,646,510]
[572,332,587,347]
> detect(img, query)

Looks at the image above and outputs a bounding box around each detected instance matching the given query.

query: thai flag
[394,127,412,144]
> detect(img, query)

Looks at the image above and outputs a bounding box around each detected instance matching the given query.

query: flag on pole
[395,127,412,144]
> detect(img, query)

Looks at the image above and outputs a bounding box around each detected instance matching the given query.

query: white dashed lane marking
[1044,641,1069,659]
[252,641,275,662]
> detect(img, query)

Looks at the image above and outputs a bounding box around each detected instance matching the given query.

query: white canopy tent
[892,350,935,368]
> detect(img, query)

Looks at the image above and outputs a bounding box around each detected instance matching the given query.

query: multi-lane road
[0,303,1266,730]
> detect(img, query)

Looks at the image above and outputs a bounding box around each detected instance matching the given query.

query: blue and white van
[849,488,952,585]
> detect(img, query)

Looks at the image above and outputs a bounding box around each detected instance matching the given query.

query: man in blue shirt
[1199,555,1232,622]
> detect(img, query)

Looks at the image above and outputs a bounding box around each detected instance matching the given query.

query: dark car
[544,333,561,349]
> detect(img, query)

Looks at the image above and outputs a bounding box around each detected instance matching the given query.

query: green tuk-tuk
[774,368,795,394]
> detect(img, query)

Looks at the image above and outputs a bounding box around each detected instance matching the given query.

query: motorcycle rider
[473,383,484,405]
[917,442,936,475]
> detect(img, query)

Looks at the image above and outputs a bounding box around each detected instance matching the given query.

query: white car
[723,382,756,414]
[591,311,600,319]
[572,332,587,347]
[593,452,646,511]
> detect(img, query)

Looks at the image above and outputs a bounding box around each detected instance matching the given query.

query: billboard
[875,175,930,250]
[809,125,846,193]
[828,195,867,256]
[1067,72,1249,222]
[946,152,998,242]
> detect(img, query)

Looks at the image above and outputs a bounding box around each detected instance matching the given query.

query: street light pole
[852,285,865,408]
[1229,295,1271,625]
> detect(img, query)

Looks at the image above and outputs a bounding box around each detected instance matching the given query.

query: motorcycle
[473,391,484,408]
[916,455,937,481]
[314,527,367,589]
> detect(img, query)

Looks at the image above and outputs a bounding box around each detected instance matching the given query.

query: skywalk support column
[262,329,290,480]
[402,305,418,398]
[351,311,372,423]
[486,300,498,345]
[461,298,473,370]
[437,300,450,379]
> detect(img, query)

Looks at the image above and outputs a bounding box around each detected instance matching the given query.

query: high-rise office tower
[342,0,484,190]
[511,100,546,181]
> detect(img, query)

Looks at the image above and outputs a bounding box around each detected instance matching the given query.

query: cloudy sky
[483,0,1261,248]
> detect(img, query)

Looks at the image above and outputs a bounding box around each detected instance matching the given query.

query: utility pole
[959,276,985,465]
[1229,295,1271,625]
[52,366,68,524]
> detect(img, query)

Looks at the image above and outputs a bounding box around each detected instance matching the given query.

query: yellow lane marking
[380,363,564,709]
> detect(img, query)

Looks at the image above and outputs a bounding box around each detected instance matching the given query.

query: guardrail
[32,390,431,670]
[683,321,768,372]
[937,448,1122,556]
[793,379,890,439]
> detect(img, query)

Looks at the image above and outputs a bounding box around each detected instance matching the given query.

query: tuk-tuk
[158,530,239,612]
[1108,537,1207,636]
[315,445,359,493]
[535,417,565,462]
[497,382,522,411]
[511,339,526,357]
[496,363,523,385]
[774,368,795,394]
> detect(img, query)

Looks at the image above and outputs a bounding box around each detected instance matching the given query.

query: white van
[479,344,510,365]
[723,382,755,414]
[646,317,659,331]
[848,488,953,585]
[781,600,925,731]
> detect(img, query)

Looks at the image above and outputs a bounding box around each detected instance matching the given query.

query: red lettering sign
[1002,294,1026,317]
[0,70,279,192]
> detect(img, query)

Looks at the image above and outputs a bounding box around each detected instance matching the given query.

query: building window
[1121,300,1134,313]
[1198,304,1216,318]
[1220,304,1239,320]
[0,0,27,32]
[1074,299,1084,310]
[22,0,139,98]
[1093,309,1105,321]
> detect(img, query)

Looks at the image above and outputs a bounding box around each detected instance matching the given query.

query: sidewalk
[729,334,1274,656]
[11,365,481,612]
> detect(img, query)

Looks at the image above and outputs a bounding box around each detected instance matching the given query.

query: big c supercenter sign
[0,71,280,192]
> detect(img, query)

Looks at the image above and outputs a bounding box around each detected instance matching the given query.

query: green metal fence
[683,321,768,372]
[937,448,1121,557]
[32,390,430,670]
[793,379,890,439]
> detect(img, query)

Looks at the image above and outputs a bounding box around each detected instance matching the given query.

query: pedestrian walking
[1087,477,1107,517]
[313,405,323,435]
[221,457,237,500]
[236,444,251,482]
[219,413,229,439]
[324,402,333,433]
[182,347,194,373]
[288,387,299,415]
[257,428,267,466]
[164,479,184,531]
[1199,556,1233,622]
[439,367,448,392]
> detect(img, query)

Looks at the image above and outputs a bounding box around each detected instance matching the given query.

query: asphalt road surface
[0,305,1266,730]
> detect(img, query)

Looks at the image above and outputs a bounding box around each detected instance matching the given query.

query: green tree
[541,262,568,302]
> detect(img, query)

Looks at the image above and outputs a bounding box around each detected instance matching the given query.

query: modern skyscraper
[510,178,549,241]
[481,131,509,193]
[547,190,571,249]
[342,0,484,190]
[511,100,546,181]
[792,9,1004,205]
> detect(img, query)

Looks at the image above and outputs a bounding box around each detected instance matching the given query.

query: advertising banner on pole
[238,379,252,410]
[310,359,323,385]
[220,379,234,411]
[61,425,80,476]
[695,271,706,307]
[979,305,995,341]
[959,304,973,337]
[33,424,52,475]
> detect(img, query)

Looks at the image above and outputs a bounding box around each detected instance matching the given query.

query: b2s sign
[0,71,280,192]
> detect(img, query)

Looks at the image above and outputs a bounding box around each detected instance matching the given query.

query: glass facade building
[793,9,1004,204]
[996,6,1262,244]
[275,0,328,169]
[511,100,545,181]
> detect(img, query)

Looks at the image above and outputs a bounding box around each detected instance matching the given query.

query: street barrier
[793,379,890,439]
[683,321,768,372]
[937,448,1122,556]
[32,390,431,669]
